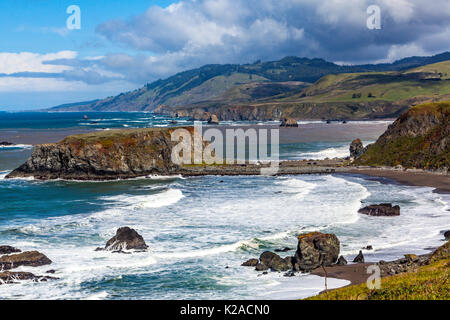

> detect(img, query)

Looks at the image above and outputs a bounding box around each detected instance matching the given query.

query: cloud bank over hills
[1,0,449,109]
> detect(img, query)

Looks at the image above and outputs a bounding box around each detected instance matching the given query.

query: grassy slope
[307,242,449,300]
[355,101,449,169]
[278,60,450,104]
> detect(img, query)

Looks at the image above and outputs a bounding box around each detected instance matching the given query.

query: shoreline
[345,167,450,194]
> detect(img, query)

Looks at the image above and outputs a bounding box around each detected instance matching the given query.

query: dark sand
[311,263,374,286]
[346,168,450,193]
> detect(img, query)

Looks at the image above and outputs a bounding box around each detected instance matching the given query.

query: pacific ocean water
[0,112,448,299]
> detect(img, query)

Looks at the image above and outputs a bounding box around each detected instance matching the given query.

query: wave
[0,144,33,150]
[100,188,184,209]
[275,178,316,198]
[295,145,350,160]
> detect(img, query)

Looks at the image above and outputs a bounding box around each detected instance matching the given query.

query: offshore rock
[358,203,400,216]
[104,227,149,251]
[0,251,52,270]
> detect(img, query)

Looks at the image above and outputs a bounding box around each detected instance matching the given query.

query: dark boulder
[363,245,373,250]
[0,271,58,284]
[255,263,269,271]
[350,139,364,159]
[0,251,52,270]
[444,231,450,240]
[259,251,292,272]
[208,114,219,125]
[353,250,365,263]
[293,232,340,271]
[358,203,400,216]
[104,227,149,251]
[241,258,259,267]
[336,255,348,265]
[280,118,298,128]
[0,246,21,255]
[0,141,14,146]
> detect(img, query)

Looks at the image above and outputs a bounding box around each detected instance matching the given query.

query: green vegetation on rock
[355,101,449,170]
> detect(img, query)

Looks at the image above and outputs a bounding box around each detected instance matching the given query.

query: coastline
[345,167,450,194]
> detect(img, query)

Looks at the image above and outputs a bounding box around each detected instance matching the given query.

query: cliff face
[156,100,409,121]
[6,128,180,180]
[355,101,449,170]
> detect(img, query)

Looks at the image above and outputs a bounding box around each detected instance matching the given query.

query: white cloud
[0,51,77,74]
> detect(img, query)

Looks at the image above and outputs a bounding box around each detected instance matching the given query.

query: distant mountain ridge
[49,52,450,116]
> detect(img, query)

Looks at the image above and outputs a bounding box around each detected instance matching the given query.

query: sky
[0,0,449,110]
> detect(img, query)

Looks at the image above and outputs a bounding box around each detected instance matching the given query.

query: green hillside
[50,52,450,113]
[163,61,450,121]
[355,101,449,170]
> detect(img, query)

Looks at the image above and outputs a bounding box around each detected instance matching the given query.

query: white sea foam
[101,188,184,209]
[0,144,33,150]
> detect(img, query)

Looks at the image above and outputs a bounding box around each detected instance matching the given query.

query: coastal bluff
[355,101,449,171]
[5,128,181,180]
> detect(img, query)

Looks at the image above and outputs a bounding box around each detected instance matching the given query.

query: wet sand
[311,263,373,286]
[346,168,450,194]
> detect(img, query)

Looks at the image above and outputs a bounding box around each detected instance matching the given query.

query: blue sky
[0,0,449,110]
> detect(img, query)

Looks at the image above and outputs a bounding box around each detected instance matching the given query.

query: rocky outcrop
[103,227,148,251]
[207,114,219,125]
[358,203,400,216]
[444,231,450,240]
[241,258,259,267]
[280,118,299,127]
[0,246,21,255]
[353,250,365,263]
[0,271,57,284]
[349,139,364,159]
[0,251,52,270]
[259,251,293,272]
[293,232,340,271]
[6,128,181,180]
[0,141,14,146]
[355,101,449,170]
[336,256,347,265]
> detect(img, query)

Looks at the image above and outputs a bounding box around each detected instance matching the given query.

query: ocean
[0,112,448,300]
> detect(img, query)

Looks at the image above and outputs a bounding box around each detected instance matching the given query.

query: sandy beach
[346,168,450,193]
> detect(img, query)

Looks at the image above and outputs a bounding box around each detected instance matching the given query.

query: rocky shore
[242,230,450,293]
[0,247,57,285]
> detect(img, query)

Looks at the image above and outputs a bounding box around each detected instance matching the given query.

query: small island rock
[104,227,149,251]
[358,203,400,216]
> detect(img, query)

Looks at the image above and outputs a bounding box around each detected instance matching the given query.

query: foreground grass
[307,243,449,300]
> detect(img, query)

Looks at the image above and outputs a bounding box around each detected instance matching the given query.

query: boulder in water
[353,250,365,263]
[358,203,400,216]
[241,258,258,267]
[0,246,21,255]
[104,227,149,251]
[208,114,219,125]
[444,230,450,240]
[258,251,292,272]
[0,271,57,284]
[0,251,52,270]
[336,255,348,265]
